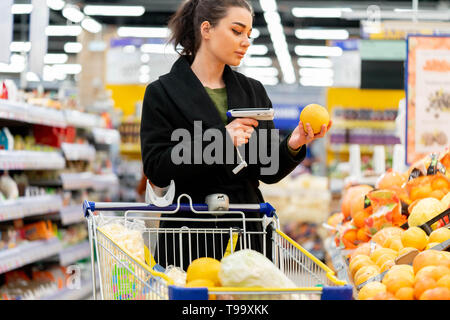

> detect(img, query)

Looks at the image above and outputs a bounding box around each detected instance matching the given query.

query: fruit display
[328,147,450,300]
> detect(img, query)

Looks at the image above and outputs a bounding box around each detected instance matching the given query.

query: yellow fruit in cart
[370,248,397,263]
[376,253,397,268]
[388,237,404,252]
[408,198,444,230]
[380,260,396,273]
[357,281,386,300]
[429,227,450,244]
[299,104,330,134]
[395,287,414,300]
[401,227,429,251]
[186,257,222,287]
[186,279,215,288]
[426,242,441,250]
[354,265,380,286]
[349,255,375,277]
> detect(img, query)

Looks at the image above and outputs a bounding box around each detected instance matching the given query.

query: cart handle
[83,197,276,218]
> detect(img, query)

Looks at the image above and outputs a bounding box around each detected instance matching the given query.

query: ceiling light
[26,72,40,82]
[295,45,343,57]
[139,74,150,84]
[242,67,279,78]
[44,53,69,64]
[247,45,269,55]
[117,27,170,38]
[140,44,177,55]
[47,0,65,11]
[299,67,334,78]
[292,7,352,18]
[141,54,150,63]
[62,5,85,23]
[297,58,333,68]
[64,42,83,53]
[83,5,145,17]
[52,64,82,75]
[12,4,33,15]
[46,25,82,36]
[81,17,102,33]
[253,76,279,86]
[295,29,349,40]
[243,57,272,67]
[300,77,334,87]
[10,42,32,53]
[123,45,136,53]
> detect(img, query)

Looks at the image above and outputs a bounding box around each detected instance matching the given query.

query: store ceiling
[10,0,450,84]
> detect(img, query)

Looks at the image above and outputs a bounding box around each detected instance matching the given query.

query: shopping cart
[84,193,353,300]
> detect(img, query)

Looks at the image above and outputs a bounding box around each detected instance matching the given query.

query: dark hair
[168,0,253,62]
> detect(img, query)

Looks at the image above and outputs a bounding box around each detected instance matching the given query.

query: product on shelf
[0,173,19,200]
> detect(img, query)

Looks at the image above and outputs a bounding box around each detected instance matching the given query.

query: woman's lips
[235,52,245,58]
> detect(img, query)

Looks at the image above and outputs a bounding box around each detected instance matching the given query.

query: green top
[204,86,301,156]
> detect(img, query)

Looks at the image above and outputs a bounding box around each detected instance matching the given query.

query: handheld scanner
[226,108,275,121]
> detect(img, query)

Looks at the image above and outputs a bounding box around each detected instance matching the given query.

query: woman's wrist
[287,133,303,151]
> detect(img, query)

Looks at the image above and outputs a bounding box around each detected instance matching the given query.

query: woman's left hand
[287,120,333,150]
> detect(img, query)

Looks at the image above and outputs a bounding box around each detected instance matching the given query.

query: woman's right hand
[225,118,258,146]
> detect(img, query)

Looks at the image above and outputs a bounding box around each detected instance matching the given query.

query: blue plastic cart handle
[83,200,275,218]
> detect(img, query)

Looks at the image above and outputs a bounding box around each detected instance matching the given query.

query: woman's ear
[200,21,212,39]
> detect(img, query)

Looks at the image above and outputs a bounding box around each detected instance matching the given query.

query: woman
[140,0,332,269]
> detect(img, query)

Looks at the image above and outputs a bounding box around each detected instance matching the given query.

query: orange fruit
[380,260,396,273]
[354,265,380,287]
[419,287,450,300]
[343,229,357,244]
[429,227,450,244]
[357,282,387,300]
[437,274,450,289]
[372,227,405,246]
[415,266,438,283]
[186,257,221,286]
[350,242,379,261]
[397,247,418,257]
[413,250,449,274]
[356,227,371,242]
[353,211,370,228]
[414,276,437,299]
[372,291,398,300]
[341,185,374,219]
[395,287,414,300]
[300,104,330,134]
[349,255,375,277]
[401,227,429,251]
[376,253,397,268]
[389,238,404,252]
[383,265,415,284]
[429,189,445,200]
[384,276,414,294]
[433,266,450,281]
[370,248,398,263]
[186,279,215,288]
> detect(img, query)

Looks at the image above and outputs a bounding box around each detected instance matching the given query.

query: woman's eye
[232,29,242,35]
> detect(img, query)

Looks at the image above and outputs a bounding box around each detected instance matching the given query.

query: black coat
[140,56,306,269]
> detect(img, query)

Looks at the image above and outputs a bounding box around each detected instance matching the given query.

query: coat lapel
[159,56,253,128]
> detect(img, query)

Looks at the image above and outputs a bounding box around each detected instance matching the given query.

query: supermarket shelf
[60,172,94,190]
[59,241,90,266]
[0,194,63,222]
[60,204,84,225]
[63,109,103,129]
[0,100,67,128]
[61,143,96,162]
[0,237,62,274]
[91,173,119,192]
[120,143,141,154]
[332,120,396,130]
[0,150,66,170]
[43,276,98,300]
[92,128,120,145]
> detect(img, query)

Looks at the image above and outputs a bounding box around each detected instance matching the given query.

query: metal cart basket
[84,194,353,300]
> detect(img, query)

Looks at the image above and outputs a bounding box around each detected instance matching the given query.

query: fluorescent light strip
[117,27,170,38]
[64,42,83,53]
[52,64,82,75]
[299,67,334,78]
[297,58,333,68]
[247,45,268,55]
[10,42,32,53]
[242,67,279,77]
[44,53,69,64]
[260,0,296,84]
[47,0,65,11]
[300,77,334,87]
[243,57,272,67]
[12,4,33,15]
[46,25,82,36]
[292,7,352,18]
[81,17,102,33]
[62,5,85,23]
[84,5,145,17]
[295,45,343,57]
[251,28,260,39]
[140,44,177,55]
[295,29,349,40]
